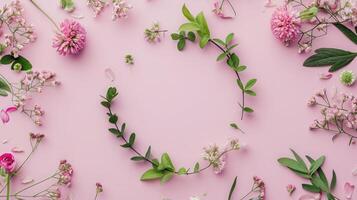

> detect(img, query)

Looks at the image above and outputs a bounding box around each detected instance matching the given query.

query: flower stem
[28,0,60,31]
[5,174,10,200]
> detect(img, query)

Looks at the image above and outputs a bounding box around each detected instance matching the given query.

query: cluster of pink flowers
[11,70,60,126]
[0,153,16,173]
[202,138,241,174]
[271,0,357,52]
[87,0,108,17]
[112,0,133,20]
[253,176,266,199]
[57,160,74,187]
[0,0,36,57]
[53,19,86,56]
[308,89,357,144]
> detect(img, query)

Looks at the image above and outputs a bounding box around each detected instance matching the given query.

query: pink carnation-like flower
[271,6,301,46]
[0,153,16,173]
[52,19,86,56]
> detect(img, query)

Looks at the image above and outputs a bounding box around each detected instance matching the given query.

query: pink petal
[11,147,24,153]
[345,182,355,199]
[320,73,333,80]
[0,110,9,123]
[299,193,321,200]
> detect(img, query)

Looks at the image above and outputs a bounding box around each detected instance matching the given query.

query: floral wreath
[100,5,258,183]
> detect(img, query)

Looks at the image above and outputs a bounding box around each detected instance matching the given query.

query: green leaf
[0,76,11,93]
[121,123,126,134]
[0,90,8,97]
[228,176,237,200]
[230,123,239,129]
[199,35,209,48]
[178,23,200,32]
[299,6,318,20]
[225,44,238,53]
[234,65,247,72]
[0,55,15,64]
[278,157,309,173]
[178,167,187,175]
[311,174,330,192]
[317,168,329,189]
[194,162,200,173]
[171,33,181,40]
[327,193,336,200]
[131,156,145,161]
[128,133,136,146]
[177,39,186,51]
[195,12,210,37]
[101,101,110,108]
[330,170,337,190]
[216,52,227,61]
[158,153,175,172]
[245,79,257,90]
[182,4,195,22]
[59,0,75,12]
[145,146,151,159]
[187,32,196,42]
[243,107,254,113]
[333,23,357,44]
[160,172,174,183]
[109,115,118,124]
[236,79,244,90]
[225,33,234,45]
[245,90,256,96]
[108,128,120,136]
[309,156,325,175]
[302,184,321,193]
[227,53,240,68]
[303,48,357,72]
[290,149,309,173]
[212,38,226,46]
[12,56,32,71]
[140,168,164,181]
[106,87,118,101]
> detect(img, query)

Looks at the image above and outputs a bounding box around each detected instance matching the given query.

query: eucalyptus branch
[101,87,241,183]
[171,4,257,120]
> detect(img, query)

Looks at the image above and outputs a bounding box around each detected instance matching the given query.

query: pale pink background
[0,0,357,199]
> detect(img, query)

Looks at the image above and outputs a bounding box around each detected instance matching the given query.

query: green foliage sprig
[278,149,339,200]
[304,23,357,72]
[101,87,239,183]
[171,4,257,120]
[0,55,32,72]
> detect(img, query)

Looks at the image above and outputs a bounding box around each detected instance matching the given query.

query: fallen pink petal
[320,73,333,80]
[345,182,355,199]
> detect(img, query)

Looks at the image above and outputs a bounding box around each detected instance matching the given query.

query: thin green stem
[28,0,60,31]
[6,174,10,200]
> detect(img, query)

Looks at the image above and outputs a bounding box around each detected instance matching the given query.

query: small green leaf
[245,79,257,90]
[159,153,175,172]
[101,101,110,108]
[299,6,318,20]
[230,123,239,129]
[182,4,195,22]
[109,115,118,124]
[128,133,136,146]
[160,172,174,183]
[131,156,145,161]
[278,157,309,173]
[243,107,254,113]
[199,35,209,48]
[228,176,237,200]
[236,79,244,90]
[178,167,187,175]
[106,87,118,101]
[225,33,234,45]
[194,162,200,173]
[171,33,181,40]
[0,90,8,97]
[108,128,120,136]
[227,53,240,68]
[0,76,11,93]
[212,38,226,46]
[234,65,247,72]
[330,170,337,190]
[187,32,196,42]
[177,39,186,51]
[145,146,151,159]
[311,174,330,192]
[244,90,256,96]
[290,149,309,173]
[333,23,357,45]
[195,12,210,37]
[178,23,200,32]
[302,184,321,193]
[309,156,325,175]
[121,123,126,133]
[59,0,75,12]
[141,169,164,181]
[216,52,227,61]
[0,55,15,65]
[12,56,32,71]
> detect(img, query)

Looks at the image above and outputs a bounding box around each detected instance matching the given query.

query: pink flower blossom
[271,6,301,46]
[286,184,296,195]
[0,153,16,173]
[52,19,86,56]
[0,106,17,124]
[112,0,132,20]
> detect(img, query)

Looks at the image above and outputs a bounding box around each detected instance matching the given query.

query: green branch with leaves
[171,4,257,120]
[101,87,240,183]
[278,149,339,200]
